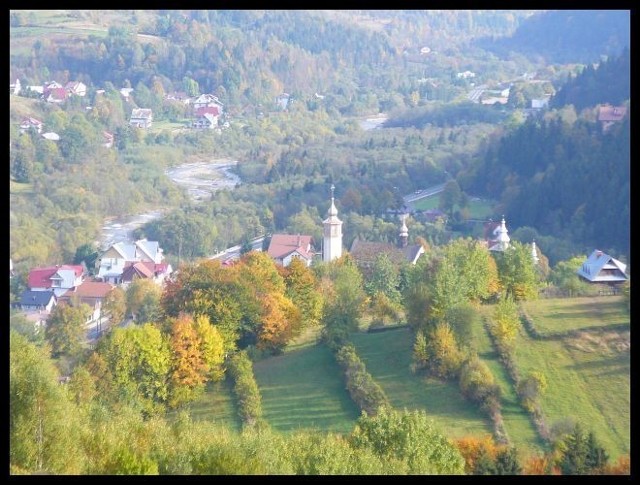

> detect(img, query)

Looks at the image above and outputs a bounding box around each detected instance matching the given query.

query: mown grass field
[521,296,628,335]
[512,296,630,460]
[184,296,629,461]
[350,328,494,440]
[253,344,360,434]
[474,305,547,459]
[413,195,495,219]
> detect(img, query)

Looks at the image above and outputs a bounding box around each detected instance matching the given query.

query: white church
[323,184,343,262]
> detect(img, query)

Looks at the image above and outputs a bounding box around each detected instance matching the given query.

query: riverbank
[98,158,241,249]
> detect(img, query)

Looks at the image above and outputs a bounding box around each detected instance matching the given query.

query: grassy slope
[413,195,495,219]
[181,297,628,462]
[514,297,630,460]
[177,379,242,433]
[521,296,628,335]
[350,328,494,440]
[474,306,547,459]
[253,344,360,434]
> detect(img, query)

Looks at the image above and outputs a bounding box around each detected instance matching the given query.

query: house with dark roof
[577,250,629,285]
[17,290,57,313]
[267,234,315,267]
[349,215,425,278]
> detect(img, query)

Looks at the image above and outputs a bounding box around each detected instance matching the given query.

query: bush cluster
[227,351,264,428]
[334,344,390,416]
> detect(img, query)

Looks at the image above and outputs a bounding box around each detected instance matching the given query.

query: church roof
[268,234,314,261]
[349,239,424,268]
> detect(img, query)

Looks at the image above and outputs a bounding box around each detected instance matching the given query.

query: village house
[19,117,43,134]
[192,93,224,112]
[165,91,191,104]
[129,108,153,128]
[64,81,87,97]
[58,280,115,325]
[103,131,114,148]
[120,87,134,101]
[96,239,169,285]
[267,234,315,267]
[27,264,84,297]
[576,249,629,285]
[192,106,220,129]
[598,104,627,133]
[43,86,67,104]
[16,289,57,313]
[531,98,549,110]
[276,93,290,111]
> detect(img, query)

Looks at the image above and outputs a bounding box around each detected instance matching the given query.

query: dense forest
[478,10,630,64]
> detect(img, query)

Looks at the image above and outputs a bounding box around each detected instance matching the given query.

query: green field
[350,328,493,439]
[521,296,628,335]
[413,195,495,219]
[185,297,629,461]
[473,306,547,459]
[513,297,630,460]
[176,379,242,432]
[253,344,360,434]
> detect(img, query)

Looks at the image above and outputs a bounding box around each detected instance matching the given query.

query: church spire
[531,240,539,264]
[398,214,409,248]
[323,184,343,262]
[327,184,338,217]
[495,215,510,250]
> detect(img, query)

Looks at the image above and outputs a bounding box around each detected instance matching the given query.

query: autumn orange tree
[161,259,242,351]
[236,252,302,352]
[168,314,208,407]
[280,256,324,329]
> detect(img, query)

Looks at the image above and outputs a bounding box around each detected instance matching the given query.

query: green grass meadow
[183,297,629,461]
[513,297,630,460]
[473,306,547,459]
[413,195,495,219]
[253,344,360,434]
[521,296,628,335]
[350,328,494,440]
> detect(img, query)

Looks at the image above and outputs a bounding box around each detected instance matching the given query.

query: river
[98,159,240,249]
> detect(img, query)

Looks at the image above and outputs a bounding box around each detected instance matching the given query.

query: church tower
[494,215,511,251]
[531,240,540,264]
[398,214,409,248]
[323,184,343,262]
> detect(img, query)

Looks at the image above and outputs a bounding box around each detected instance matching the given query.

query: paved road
[403,183,446,204]
[209,236,265,263]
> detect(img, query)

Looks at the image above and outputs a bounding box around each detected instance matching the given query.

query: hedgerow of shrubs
[334,344,390,416]
[227,351,264,428]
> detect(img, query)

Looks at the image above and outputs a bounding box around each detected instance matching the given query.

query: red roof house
[267,234,315,267]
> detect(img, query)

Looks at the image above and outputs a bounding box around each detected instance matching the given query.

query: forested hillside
[468,107,629,262]
[478,10,630,64]
[550,48,630,111]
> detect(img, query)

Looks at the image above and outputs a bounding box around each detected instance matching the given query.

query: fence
[538,285,621,299]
